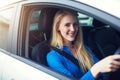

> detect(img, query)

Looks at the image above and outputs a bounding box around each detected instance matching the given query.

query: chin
[68,38,75,41]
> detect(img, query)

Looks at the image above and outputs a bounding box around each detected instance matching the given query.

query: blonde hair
[51,9,94,72]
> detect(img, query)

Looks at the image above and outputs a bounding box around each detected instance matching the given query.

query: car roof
[0,0,25,8]
[1,0,120,19]
[76,0,120,18]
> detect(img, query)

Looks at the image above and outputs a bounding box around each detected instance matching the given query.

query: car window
[27,7,119,59]
[0,7,14,50]
[78,12,93,26]
[0,1,119,80]
[28,9,45,59]
[16,1,120,80]
[29,10,41,31]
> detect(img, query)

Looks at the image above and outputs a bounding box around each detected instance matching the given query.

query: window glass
[78,12,93,26]
[28,10,43,58]
[0,8,13,50]
[29,10,41,31]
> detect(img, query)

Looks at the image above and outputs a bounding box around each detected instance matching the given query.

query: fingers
[109,65,119,72]
[106,55,120,72]
[91,55,120,75]
[111,60,120,66]
[110,62,120,71]
[96,55,120,73]
[111,55,120,61]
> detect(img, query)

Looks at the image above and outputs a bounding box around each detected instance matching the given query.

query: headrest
[93,19,106,27]
[38,8,59,40]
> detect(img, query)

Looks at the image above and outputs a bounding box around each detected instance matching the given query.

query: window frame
[16,1,120,79]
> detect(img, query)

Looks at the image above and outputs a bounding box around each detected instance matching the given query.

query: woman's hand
[91,55,120,78]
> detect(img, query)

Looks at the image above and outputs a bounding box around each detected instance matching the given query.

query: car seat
[31,8,58,66]
[88,19,120,59]
[32,40,50,66]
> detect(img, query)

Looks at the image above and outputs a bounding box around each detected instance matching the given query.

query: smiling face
[58,13,79,44]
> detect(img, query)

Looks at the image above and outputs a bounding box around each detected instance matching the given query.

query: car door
[15,0,120,80]
[1,0,120,80]
[0,49,73,80]
[0,1,76,80]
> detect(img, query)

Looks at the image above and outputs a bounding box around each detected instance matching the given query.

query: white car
[0,0,120,80]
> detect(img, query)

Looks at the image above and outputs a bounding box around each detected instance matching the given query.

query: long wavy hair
[51,9,94,72]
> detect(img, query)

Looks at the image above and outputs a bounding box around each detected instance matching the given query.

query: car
[0,0,120,80]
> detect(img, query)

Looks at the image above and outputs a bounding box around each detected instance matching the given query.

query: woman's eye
[65,23,70,27]
[65,23,78,27]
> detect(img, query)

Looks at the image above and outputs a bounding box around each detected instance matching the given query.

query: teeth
[69,34,74,37]
[69,33,73,35]
[67,32,75,37]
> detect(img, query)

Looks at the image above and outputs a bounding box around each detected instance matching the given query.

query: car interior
[29,8,58,66]
[87,19,120,59]
[28,7,120,79]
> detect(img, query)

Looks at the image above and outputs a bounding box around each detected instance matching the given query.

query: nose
[70,25,75,31]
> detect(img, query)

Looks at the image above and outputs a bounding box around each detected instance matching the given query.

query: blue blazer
[47,46,101,80]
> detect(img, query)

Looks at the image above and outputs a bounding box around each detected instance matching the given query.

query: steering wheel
[114,47,120,55]
[108,47,120,80]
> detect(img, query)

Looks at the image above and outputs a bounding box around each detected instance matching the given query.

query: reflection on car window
[28,9,45,59]
[29,10,41,31]
[78,12,93,26]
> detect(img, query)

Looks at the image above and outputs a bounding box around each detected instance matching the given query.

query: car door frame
[7,0,120,80]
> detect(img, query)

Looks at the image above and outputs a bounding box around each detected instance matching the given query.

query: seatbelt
[47,45,80,67]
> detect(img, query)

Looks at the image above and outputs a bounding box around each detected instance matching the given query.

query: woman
[47,9,120,80]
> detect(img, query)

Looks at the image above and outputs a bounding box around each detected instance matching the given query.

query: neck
[64,41,74,48]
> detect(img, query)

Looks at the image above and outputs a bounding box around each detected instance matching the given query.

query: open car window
[20,2,120,80]
[27,7,120,60]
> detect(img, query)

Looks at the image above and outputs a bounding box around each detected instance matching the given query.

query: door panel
[0,49,59,80]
